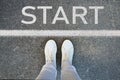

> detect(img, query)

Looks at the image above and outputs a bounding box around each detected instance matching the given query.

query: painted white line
[0,30,120,37]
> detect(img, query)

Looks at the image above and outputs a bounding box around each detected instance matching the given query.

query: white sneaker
[61,40,74,65]
[44,40,57,67]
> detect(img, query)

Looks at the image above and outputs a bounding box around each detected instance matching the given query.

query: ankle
[46,58,56,67]
[61,61,73,69]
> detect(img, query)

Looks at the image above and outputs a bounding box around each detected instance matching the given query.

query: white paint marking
[0,30,120,37]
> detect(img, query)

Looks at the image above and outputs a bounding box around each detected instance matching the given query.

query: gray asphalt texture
[0,0,120,80]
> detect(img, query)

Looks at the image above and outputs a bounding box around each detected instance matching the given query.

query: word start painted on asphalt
[21,6,104,25]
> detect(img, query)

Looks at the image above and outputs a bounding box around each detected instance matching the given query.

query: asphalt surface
[0,0,120,80]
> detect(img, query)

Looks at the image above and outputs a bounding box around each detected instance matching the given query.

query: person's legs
[61,40,81,80]
[36,40,57,80]
[36,63,57,80]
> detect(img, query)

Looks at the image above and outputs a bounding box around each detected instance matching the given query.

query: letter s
[21,6,36,24]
